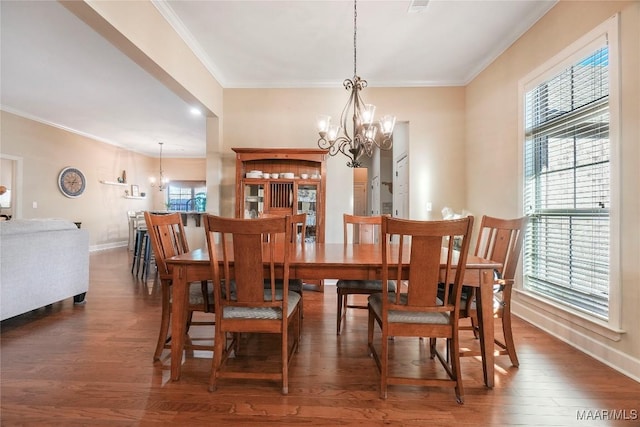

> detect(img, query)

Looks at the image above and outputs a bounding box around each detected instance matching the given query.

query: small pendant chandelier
[149,142,169,191]
[316,0,396,168]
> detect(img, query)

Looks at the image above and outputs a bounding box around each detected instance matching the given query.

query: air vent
[408,0,430,13]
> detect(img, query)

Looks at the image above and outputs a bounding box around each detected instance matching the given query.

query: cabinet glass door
[243,183,264,218]
[297,184,318,242]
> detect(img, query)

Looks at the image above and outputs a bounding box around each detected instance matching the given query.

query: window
[166,181,207,212]
[522,18,619,324]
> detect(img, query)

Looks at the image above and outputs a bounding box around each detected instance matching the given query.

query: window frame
[517,15,622,334]
[165,180,207,212]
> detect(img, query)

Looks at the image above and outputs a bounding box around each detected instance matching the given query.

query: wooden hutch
[233,148,328,244]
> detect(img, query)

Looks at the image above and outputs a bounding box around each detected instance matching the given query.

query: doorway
[365,121,408,218]
[0,154,22,219]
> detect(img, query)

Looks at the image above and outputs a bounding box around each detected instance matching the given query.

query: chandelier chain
[353,0,357,77]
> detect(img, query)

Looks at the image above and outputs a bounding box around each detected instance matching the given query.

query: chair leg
[281,319,289,395]
[131,231,141,274]
[429,338,437,359]
[209,328,225,392]
[141,234,151,280]
[380,329,389,399]
[154,285,172,361]
[136,231,147,277]
[500,286,519,367]
[336,289,344,335]
[297,290,304,319]
[367,308,375,357]
[450,334,464,404]
[185,311,194,333]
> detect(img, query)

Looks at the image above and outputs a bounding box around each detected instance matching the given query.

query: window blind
[523,46,610,319]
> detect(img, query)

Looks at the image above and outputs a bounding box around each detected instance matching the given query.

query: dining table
[165,242,502,388]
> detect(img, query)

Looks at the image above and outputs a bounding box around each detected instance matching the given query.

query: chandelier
[149,142,169,191]
[316,0,396,168]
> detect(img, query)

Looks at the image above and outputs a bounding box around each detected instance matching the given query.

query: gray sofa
[0,218,89,321]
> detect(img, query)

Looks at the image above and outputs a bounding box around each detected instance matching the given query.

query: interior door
[371,175,380,215]
[394,155,409,218]
[353,182,367,216]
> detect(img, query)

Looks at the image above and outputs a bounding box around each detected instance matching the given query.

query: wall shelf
[100,180,128,187]
[124,196,145,200]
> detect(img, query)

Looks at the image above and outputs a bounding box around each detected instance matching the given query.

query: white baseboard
[90,241,128,252]
[513,299,640,383]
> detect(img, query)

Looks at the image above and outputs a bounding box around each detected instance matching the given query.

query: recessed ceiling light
[190,107,202,116]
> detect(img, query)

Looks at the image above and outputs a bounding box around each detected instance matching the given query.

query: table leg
[476,268,495,388]
[170,265,188,381]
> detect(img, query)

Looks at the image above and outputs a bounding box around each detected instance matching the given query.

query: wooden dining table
[165,243,502,388]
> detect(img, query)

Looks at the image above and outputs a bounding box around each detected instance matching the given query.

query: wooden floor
[1,248,639,426]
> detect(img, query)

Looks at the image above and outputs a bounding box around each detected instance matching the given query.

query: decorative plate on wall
[58,166,86,198]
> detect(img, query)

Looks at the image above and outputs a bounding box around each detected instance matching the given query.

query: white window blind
[523,44,610,319]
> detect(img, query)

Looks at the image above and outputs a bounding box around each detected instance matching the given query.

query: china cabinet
[233,148,328,244]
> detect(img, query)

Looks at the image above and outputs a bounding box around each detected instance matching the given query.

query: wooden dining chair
[336,214,393,335]
[204,215,302,395]
[144,212,215,362]
[368,215,474,403]
[458,215,528,367]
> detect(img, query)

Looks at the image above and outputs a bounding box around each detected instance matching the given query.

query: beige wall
[465,0,640,379]
[222,86,466,241]
[0,111,206,249]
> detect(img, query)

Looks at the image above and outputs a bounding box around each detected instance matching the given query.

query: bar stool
[131,227,152,280]
[127,211,144,250]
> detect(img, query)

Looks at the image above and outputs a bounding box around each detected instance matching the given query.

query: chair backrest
[204,215,291,308]
[144,212,189,278]
[381,216,474,314]
[343,214,383,244]
[474,215,528,282]
[258,212,306,243]
[129,210,145,228]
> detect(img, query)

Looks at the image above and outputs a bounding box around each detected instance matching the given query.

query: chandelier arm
[317,136,341,157]
[338,78,357,142]
[337,138,358,167]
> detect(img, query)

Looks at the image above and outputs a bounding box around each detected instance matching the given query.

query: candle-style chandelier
[149,142,169,191]
[316,0,396,168]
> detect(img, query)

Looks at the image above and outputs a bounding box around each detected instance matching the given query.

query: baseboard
[513,299,640,383]
[90,241,128,252]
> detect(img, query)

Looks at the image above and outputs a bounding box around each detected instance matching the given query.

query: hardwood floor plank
[1,248,639,426]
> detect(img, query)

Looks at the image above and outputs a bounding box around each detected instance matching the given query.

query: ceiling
[1,0,556,158]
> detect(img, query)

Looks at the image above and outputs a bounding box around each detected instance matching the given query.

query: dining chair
[144,211,215,362]
[368,215,474,403]
[458,215,528,367]
[336,214,394,335]
[204,214,302,395]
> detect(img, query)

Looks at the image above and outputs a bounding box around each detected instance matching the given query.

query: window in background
[166,180,206,212]
[522,16,619,326]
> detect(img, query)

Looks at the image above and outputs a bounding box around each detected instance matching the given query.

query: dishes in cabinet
[282,172,294,179]
[300,173,309,179]
[246,172,262,178]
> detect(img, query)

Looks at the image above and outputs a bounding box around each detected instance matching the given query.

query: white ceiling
[1,0,556,158]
